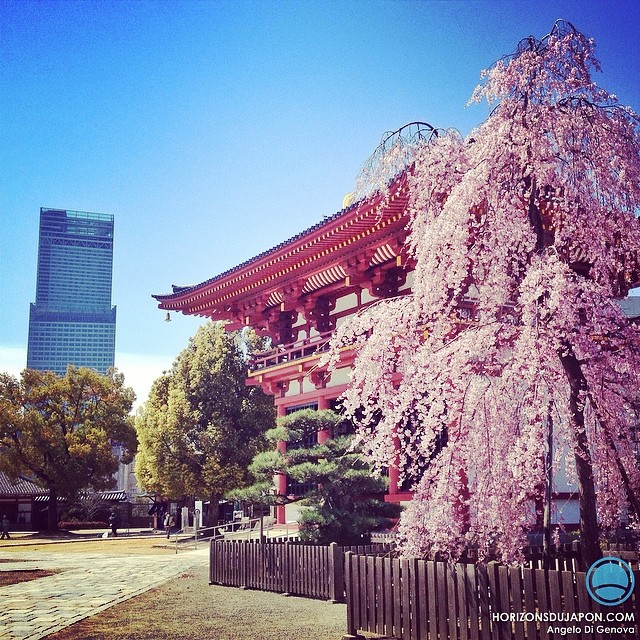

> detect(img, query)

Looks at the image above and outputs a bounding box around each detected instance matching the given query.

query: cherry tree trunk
[559,345,602,569]
[205,493,221,528]
[47,486,59,532]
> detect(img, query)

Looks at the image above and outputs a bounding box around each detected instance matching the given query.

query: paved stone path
[0,546,208,640]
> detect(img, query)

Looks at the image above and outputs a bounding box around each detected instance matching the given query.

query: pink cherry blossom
[323,21,640,565]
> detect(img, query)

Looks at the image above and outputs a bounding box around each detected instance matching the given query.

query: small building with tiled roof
[0,472,136,531]
[0,472,47,530]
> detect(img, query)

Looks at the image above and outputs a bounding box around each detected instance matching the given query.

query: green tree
[0,366,137,531]
[234,408,400,544]
[134,322,275,526]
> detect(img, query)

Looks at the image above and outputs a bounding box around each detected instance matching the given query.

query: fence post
[344,551,357,636]
[282,540,291,595]
[209,539,214,585]
[240,540,248,589]
[328,542,344,603]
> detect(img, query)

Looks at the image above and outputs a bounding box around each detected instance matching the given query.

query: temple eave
[153,177,410,315]
[156,223,410,317]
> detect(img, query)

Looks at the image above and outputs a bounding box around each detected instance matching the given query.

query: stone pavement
[0,544,208,640]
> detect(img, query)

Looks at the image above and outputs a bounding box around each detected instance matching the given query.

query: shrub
[57,520,108,530]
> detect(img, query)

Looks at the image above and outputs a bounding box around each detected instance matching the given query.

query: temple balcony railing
[247,297,522,375]
[247,299,486,375]
[249,331,334,373]
[248,293,638,378]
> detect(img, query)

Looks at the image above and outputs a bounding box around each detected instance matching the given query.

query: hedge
[58,520,108,530]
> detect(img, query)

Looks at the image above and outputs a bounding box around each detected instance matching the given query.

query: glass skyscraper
[27,208,116,375]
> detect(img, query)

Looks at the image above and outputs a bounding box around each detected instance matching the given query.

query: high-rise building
[27,208,116,375]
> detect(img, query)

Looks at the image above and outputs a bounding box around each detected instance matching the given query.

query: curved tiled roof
[0,473,129,502]
[0,472,46,497]
[152,171,413,324]
[154,201,358,302]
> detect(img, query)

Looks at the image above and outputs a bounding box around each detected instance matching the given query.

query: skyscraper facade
[27,208,116,375]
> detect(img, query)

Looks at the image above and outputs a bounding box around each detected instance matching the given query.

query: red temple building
[153,170,419,523]
[154,124,640,527]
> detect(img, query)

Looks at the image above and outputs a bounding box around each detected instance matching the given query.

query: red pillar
[388,435,401,495]
[317,395,331,444]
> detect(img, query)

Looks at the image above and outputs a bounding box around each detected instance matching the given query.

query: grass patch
[44,564,349,640]
[1,536,180,556]
[0,568,57,587]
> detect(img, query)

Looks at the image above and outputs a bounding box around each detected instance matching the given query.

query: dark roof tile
[0,472,47,497]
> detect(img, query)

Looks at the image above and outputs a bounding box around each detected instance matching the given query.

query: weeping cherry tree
[323,21,640,566]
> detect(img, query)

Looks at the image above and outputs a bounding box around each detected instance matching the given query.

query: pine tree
[234,408,400,544]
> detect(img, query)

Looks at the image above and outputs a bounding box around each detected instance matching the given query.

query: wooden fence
[210,539,639,639]
[345,553,640,640]
[208,539,391,602]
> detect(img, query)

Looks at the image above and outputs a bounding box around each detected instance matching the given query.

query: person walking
[163,511,174,538]
[1,515,10,540]
[108,511,118,537]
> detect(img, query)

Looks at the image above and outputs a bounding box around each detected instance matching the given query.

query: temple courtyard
[0,535,351,640]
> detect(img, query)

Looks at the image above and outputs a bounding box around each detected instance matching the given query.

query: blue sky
[1,0,639,407]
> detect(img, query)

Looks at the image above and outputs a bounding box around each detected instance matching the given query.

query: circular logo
[586,557,635,606]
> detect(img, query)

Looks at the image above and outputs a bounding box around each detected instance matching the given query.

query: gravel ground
[45,563,351,640]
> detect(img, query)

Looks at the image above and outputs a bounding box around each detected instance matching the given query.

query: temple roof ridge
[154,198,360,302]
